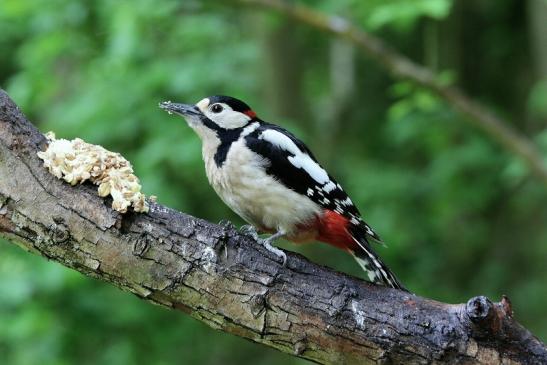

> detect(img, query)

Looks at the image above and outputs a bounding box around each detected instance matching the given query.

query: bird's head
[160,95,257,141]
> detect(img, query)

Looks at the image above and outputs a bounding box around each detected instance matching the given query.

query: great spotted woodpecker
[160,96,406,290]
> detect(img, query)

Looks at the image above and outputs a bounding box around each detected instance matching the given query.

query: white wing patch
[288,155,329,184]
[341,197,353,206]
[323,181,336,192]
[259,129,330,185]
[259,129,301,155]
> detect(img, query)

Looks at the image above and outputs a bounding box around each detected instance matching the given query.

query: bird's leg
[261,230,285,245]
[240,225,287,266]
[239,224,260,240]
[259,230,287,266]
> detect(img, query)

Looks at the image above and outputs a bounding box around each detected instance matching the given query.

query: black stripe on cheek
[198,116,239,167]
[201,117,222,133]
[214,128,242,167]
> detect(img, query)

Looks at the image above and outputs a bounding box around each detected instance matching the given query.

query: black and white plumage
[160,95,406,291]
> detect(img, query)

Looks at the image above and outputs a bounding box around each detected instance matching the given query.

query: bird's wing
[244,123,381,242]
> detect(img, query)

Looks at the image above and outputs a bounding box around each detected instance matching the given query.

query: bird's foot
[240,224,260,240]
[218,219,236,230]
[240,225,287,266]
[258,236,287,266]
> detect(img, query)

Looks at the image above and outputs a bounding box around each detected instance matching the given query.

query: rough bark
[0,90,545,364]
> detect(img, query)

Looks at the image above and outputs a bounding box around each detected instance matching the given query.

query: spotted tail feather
[351,237,407,291]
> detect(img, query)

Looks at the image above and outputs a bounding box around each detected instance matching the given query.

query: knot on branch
[133,234,152,257]
[0,195,8,215]
[48,217,70,244]
[249,294,266,318]
[293,336,308,356]
[465,295,514,340]
[466,296,494,323]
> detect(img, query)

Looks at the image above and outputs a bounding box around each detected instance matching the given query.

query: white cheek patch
[260,129,330,185]
[213,111,251,129]
[202,102,251,130]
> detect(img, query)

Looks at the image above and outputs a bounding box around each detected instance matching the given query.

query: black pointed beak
[159,101,202,117]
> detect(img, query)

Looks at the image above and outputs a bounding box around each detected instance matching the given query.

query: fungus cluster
[37,132,150,213]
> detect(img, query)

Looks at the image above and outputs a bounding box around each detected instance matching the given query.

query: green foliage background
[1,0,546,363]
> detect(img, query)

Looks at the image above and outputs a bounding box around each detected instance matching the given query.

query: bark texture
[0,90,545,364]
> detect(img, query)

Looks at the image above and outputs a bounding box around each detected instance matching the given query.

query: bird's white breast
[203,138,320,234]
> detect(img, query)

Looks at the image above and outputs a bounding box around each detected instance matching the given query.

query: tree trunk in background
[317,38,356,162]
[528,0,547,80]
[439,0,463,83]
[423,20,439,73]
[259,14,309,124]
[528,0,547,130]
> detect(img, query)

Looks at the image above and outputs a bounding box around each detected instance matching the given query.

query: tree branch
[235,0,547,188]
[0,90,545,364]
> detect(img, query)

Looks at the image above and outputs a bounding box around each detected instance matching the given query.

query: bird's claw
[240,224,260,239]
[240,225,287,266]
[258,237,287,266]
[218,219,236,230]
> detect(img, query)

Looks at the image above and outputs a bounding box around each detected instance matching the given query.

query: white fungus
[37,132,149,213]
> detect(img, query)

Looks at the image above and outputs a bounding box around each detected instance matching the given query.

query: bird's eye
[211,104,224,113]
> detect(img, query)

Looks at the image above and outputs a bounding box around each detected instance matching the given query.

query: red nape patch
[316,210,357,250]
[244,109,257,118]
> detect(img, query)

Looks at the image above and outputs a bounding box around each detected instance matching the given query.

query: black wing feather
[244,122,381,242]
[244,123,319,197]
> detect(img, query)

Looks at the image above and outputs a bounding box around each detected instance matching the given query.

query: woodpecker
[160,96,406,290]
